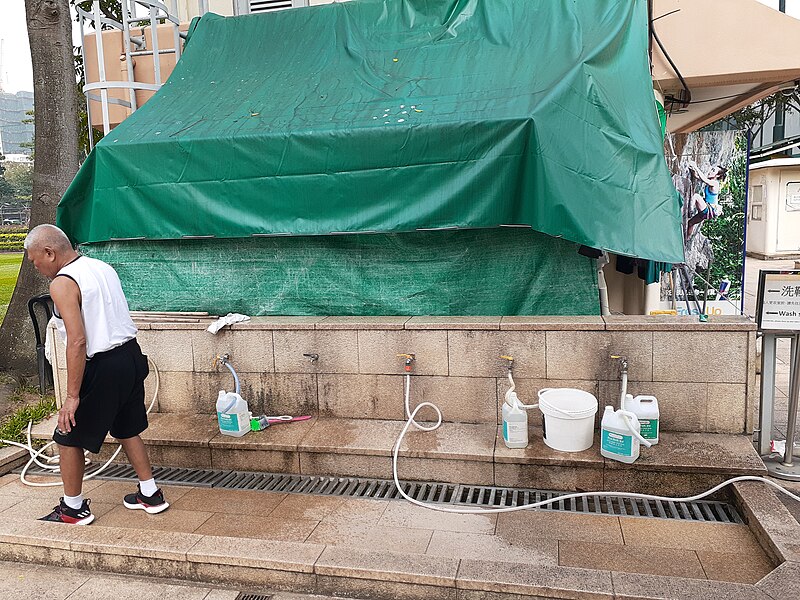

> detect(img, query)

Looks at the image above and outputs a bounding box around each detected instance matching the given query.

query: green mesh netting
[81,229,599,316]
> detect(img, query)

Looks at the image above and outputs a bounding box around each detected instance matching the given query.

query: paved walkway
[0,473,778,587]
[0,559,348,600]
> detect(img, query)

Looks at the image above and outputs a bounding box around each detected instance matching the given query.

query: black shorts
[53,338,149,454]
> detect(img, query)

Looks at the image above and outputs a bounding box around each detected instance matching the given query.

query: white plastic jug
[600,406,652,464]
[622,394,660,444]
[502,390,528,449]
[216,390,250,437]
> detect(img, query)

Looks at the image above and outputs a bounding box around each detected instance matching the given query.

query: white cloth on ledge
[207,313,250,334]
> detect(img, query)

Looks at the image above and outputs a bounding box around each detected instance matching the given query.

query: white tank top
[53,256,137,358]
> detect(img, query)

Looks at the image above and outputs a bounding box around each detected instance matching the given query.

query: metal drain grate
[235,594,271,600]
[70,464,226,487]
[19,464,742,523]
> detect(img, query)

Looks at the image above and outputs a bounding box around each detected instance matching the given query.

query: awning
[58,0,684,263]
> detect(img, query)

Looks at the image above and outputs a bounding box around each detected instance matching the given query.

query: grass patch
[0,252,23,325]
[0,388,56,448]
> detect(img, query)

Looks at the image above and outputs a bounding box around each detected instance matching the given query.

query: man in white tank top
[24,225,169,524]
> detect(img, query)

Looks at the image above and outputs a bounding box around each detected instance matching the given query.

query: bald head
[24,224,74,253]
[24,224,79,279]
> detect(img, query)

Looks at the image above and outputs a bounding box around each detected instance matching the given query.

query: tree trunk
[0,0,79,375]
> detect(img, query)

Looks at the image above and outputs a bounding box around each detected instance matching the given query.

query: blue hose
[222,360,240,395]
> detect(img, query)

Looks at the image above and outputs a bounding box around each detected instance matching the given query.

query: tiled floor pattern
[0,474,775,585]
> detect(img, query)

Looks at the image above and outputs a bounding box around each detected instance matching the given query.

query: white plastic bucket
[537,388,598,452]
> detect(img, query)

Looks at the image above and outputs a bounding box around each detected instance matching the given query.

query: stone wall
[50,315,757,435]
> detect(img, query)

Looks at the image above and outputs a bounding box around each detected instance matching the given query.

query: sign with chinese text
[757,270,800,331]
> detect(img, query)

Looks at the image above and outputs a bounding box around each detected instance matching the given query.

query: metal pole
[783,333,800,466]
[93,1,111,135]
[122,0,138,112]
[170,0,181,60]
[765,332,800,480]
[759,333,777,456]
[78,12,95,150]
[150,5,162,87]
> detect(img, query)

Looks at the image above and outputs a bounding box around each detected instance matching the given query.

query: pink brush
[266,415,313,424]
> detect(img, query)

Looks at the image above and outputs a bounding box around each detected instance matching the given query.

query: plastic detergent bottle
[600,406,651,464]
[216,390,250,437]
[502,390,528,449]
[622,394,660,445]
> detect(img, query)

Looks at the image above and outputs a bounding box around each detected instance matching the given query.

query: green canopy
[58,0,683,263]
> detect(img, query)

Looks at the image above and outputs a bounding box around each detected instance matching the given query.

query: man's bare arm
[50,276,85,434]
[689,161,717,188]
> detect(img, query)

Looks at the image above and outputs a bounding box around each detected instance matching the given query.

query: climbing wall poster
[662,130,748,315]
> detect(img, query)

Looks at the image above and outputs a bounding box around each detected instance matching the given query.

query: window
[750,185,763,221]
[786,182,800,212]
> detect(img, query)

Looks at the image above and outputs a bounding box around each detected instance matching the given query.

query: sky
[0,1,33,93]
[0,0,799,94]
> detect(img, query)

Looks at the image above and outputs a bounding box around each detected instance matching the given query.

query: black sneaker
[123,485,169,514]
[38,498,94,525]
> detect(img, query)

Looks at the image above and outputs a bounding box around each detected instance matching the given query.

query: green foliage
[0,233,26,252]
[18,110,35,159]
[724,90,800,138]
[0,177,14,203]
[700,135,747,298]
[3,164,33,201]
[0,393,57,448]
[0,253,23,325]
[0,226,27,234]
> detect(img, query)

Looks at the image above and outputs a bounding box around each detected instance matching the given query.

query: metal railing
[77,0,183,143]
[78,0,312,142]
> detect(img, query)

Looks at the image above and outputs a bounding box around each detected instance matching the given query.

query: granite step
[27,413,767,496]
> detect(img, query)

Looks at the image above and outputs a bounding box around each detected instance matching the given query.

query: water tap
[303,353,319,363]
[610,355,628,376]
[214,353,232,368]
[397,353,415,372]
[500,355,514,372]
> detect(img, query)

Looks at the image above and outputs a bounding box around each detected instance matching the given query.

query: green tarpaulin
[58,0,683,264]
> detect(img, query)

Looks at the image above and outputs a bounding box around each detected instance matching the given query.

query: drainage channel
[20,463,743,524]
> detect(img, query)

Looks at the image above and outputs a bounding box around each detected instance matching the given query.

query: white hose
[619,370,628,409]
[621,410,653,448]
[404,373,441,432]
[0,357,160,487]
[393,375,800,513]
[506,370,538,410]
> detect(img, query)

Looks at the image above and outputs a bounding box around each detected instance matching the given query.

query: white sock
[63,493,83,510]
[139,478,158,497]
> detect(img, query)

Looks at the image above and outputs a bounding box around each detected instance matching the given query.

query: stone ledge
[405,316,502,330]
[610,570,769,600]
[231,316,321,330]
[28,414,766,491]
[602,432,766,475]
[604,315,756,331]
[0,447,28,476]
[209,417,317,453]
[125,313,758,333]
[456,559,614,599]
[316,316,411,330]
[733,481,800,564]
[501,316,605,331]
[494,426,602,468]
